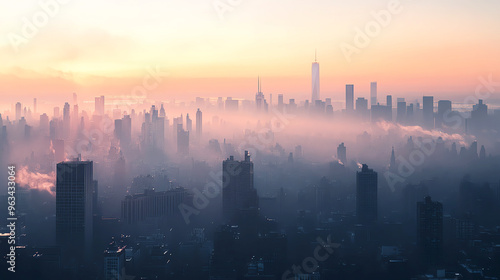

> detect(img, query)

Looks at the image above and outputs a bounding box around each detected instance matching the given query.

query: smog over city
[0,1,500,279]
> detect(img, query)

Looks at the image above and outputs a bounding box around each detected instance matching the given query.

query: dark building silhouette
[346,84,354,113]
[222,151,258,220]
[423,96,434,129]
[196,108,202,140]
[177,124,189,155]
[121,188,186,224]
[356,164,378,224]
[417,196,443,267]
[337,142,347,164]
[56,160,94,259]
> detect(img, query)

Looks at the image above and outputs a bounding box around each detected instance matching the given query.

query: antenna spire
[258,76,260,93]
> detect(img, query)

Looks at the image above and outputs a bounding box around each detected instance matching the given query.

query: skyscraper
[397,100,407,124]
[370,82,377,107]
[56,160,94,258]
[435,100,452,128]
[356,164,378,224]
[222,151,258,220]
[95,96,105,116]
[186,113,192,132]
[356,97,368,119]
[15,102,22,121]
[196,108,202,140]
[255,77,267,112]
[346,84,354,112]
[337,143,347,164]
[417,196,443,267]
[311,52,320,102]
[177,124,189,155]
[422,96,434,129]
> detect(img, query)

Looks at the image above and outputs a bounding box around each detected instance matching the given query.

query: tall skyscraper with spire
[312,51,320,102]
[255,76,266,111]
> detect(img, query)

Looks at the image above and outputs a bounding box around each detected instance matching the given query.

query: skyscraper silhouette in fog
[356,164,378,224]
[417,196,443,267]
[56,159,94,260]
[222,151,258,220]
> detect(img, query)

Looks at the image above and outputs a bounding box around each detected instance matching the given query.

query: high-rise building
[346,84,354,112]
[370,82,377,107]
[196,108,202,140]
[104,241,125,280]
[177,124,189,155]
[121,188,186,224]
[397,101,407,124]
[121,115,131,146]
[312,53,320,102]
[56,160,94,258]
[95,96,105,116]
[255,77,266,111]
[435,100,452,128]
[33,98,37,114]
[417,196,443,267]
[356,164,378,224]
[278,94,284,111]
[186,113,192,132]
[222,151,258,219]
[15,102,22,121]
[422,96,434,129]
[337,143,347,164]
[356,97,368,119]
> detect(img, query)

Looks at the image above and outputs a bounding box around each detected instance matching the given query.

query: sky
[0,0,499,108]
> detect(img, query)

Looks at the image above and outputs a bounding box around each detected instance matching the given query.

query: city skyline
[1,1,500,105]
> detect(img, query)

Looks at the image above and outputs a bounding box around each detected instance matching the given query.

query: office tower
[417,196,443,267]
[370,82,377,107]
[371,104,390,122]
[73,104,79,127]
[114,119,122,140]
[312,52,320,102]
[255,77,266,111]
[397,100,407,124]
[33,98,37,113]
[225,97,239,111]
[121,115,131,146]
[196,108,202,140]
[422,96,434,129]
[337,143,347,164]
[159,103,166,118]
[407,103,414,124]
[435,100,452,128]
[95,96,105,116]
[121,188,186,224]
[104,241,125,280]
[56,160,94,257]
[355,97,368,119]
[54,106,60,119]
[278,94,284,110]
[15,102,21,121]
[356,164,378,224]
[222,151,258,219]
[467,99,488,134]
[389,147,396,171]
[186,113,192,132]
[386,95,392,108]
[63,102,71,138]
[40,113,49,135]
[346,84,354,112]
[177,124,189,155]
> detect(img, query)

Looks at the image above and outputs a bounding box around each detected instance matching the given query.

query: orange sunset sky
[0,0,499,109]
